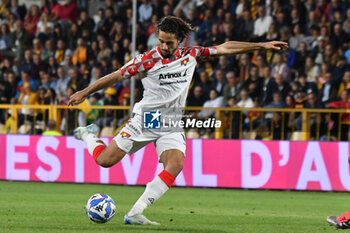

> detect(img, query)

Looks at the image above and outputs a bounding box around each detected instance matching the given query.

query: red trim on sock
[92,145,106,162]
[158,170,175,187]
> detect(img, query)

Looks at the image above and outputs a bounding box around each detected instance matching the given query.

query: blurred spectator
[59,86,76,134]
[237,89,254,108]
[319,72,338,106]
[238,53,251,81]
[43,0,60,21]
[295,92,322,131]
[264,92,285,123]
[97,38,111,62]
[187,85,205,107]
[174,0,194,19]
[77,9,94,31]
[337,71,350,97]
[329,89,350,140]
[17,70,37,97]
[40,69,56,90]
[32,37,42,56]
[96,87,118,129]
[72,37,87,66]
[138,0,152,23]
[55,39,71,64]
[87,92,102,125]
[223,71,242,105]
[67,67,87,91]
[42,119,62,136]
[198,89,224,119]
[275,73,290,99]
[330,23,349,49]
[31,53,48,81]
[243,65,262,100]
[212,69,226,95]
[236,10,254,41]
[42,39,55,61]
[271,112,287,140]
[289,24,305,50]
[36,12,53,40]
[253,6,273,40]
[315,0,331,20]
[55,66,69,102]
[0,23,11,54]
[329,0,347,22]
[297,74,318,95]
[304,56,321,83]
[59,0,78,23]
[266,23,279,41]
[44,87,57,105]
[255,124,270,140]
[342,8,350,34]
[198,9,214,40]
[265,92,285,108]
[271,53,291,82]
[195,70,214,100]
[17,82,37,127]
[23,4,41,37]
[306,11,318,33]
[117,79,130,104]
[260,65,278,105]
[11,19,31,61]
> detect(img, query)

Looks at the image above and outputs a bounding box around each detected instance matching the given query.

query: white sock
[82,132,105,155]
[127,176,169,216]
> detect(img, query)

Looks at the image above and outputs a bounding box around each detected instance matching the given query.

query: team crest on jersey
[181,58,189,66]
[120,131,131,138]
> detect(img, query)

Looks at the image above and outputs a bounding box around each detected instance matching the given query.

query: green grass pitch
[0,180,347,233]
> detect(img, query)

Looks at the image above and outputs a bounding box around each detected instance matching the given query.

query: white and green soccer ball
[85,193,116,223]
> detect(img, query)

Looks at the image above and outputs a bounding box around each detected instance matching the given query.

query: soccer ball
[85,193,116,223]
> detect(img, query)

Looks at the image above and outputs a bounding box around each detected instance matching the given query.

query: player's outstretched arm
[68,70,123,106]
[216,41,288,56]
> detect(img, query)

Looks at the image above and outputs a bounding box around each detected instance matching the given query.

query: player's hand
[263,41,288,51]
[67,90,88,106]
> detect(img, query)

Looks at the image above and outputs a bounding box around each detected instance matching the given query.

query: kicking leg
[124,149,184,225]
[74,124,127,167]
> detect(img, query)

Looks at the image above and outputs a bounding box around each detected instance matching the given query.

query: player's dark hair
[157,16,195,42]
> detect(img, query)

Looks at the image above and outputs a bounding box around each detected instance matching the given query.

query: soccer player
[68,16,288,225]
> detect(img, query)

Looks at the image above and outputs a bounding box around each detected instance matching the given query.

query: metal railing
[0,104,349,141]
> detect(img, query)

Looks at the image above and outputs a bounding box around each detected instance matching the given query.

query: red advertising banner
[0,135,349,191]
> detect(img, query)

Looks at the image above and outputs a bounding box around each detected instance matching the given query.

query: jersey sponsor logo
[159,72,182,80]
[120,131,131,138]
[158,68,189,80]
[143,110,161,129]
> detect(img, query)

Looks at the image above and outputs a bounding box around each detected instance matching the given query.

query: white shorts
[113,114,186,160]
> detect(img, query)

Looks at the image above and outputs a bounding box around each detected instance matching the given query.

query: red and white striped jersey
[120,46,217,115]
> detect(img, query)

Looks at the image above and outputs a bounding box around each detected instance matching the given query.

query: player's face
[158,31,180,58]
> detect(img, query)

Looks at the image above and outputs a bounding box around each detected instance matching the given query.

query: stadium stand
[0,0,349,141]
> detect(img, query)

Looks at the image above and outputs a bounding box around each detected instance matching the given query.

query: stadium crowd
[0,0,350,140]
